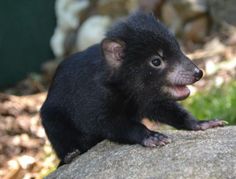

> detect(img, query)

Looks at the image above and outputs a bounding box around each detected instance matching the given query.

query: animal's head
[102,12,203,101]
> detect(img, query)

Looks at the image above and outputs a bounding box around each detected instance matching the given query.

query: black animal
[41,12,225,166]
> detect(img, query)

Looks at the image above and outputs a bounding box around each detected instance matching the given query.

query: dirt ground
[0,93,58,178]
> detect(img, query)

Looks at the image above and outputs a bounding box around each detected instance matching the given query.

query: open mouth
[167,85,190,100]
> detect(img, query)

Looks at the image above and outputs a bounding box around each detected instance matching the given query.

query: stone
[97,0,130,18]
[51,0,90,57]
[172,0,207,21]
[139,0,165,16]
[55,0,89,31]
[184,16,209,43]
[41,59,61,83]
[203,37,226,56]
[76,15,112,51]
[161,2,182,34]
[50,28,67,57]
[47,126,236,179]
[126,0,140,13]
[207,0,236,26]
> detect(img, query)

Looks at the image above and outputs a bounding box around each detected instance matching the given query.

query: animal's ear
[101,39,125,69]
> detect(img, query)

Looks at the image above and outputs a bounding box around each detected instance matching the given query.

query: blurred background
[0,0,236,178]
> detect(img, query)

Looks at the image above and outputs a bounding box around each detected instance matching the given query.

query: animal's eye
[150,57,162,67]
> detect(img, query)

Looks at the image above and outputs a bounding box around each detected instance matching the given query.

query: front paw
[142,131,171,147]
[193,119,228,131]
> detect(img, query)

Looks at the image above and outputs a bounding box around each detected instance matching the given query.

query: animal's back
[40,44,106,161]
[43,44,103,108]
[40,12,225,167]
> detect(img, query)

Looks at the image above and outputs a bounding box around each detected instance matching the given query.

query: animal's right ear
[101,39,125,69]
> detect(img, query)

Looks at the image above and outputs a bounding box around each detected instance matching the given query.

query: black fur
[41,12,224,166]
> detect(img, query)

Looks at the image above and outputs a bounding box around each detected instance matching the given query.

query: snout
[193,68,203,81]
[165,67,203,101]
[164,56,204,100]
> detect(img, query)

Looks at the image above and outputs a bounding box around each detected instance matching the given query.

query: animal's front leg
[143,101,227,130]
[188,119,227,131]
[101,117,171,147]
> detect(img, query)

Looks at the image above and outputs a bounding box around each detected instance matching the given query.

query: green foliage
[183,82,236,125]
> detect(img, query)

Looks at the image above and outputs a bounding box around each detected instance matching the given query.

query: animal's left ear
[101,39,125,69]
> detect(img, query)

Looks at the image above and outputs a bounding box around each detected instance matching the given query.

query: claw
[149,143,157,147]
[195,119,227,131]
[164,138,172,144]
[142,132,171,147]
[159,141,166,146]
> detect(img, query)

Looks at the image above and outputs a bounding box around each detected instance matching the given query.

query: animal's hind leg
[41,107,101,165]
[62,133,103,165]
[41,115,81,163]
[43,117,103,166]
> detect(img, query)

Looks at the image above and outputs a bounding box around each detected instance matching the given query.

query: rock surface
[97,0,133,17]
[51,0,236,57]
[47,126,236,179]
[161,1,182,34]
[51,0,90,57]
[207,0,236,26]
[172,0,207,21]
[184,16,208,43]
[76,15,112,51]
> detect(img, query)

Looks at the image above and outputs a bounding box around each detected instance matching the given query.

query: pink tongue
[174,85,190,97]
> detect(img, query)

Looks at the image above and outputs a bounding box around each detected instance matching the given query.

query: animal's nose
[193,68,203,81]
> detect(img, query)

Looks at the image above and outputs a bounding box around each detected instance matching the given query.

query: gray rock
[161,0,208,37]
[97,0,134,18]
[184,16,209,43]
[161,2,182,34]
[139,0,165,14]
[51,0,90,57]
[207,0,236,26]
[47,126,236,179]
[76,15,112,51]
[172,0,207,21]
